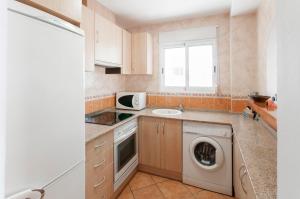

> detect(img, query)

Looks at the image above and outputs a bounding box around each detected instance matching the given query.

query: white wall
[0,1,7,199]
[277,0,300,198]
[266,20,277,97]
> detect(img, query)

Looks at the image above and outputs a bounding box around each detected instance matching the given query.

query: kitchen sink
[152,109,182,116]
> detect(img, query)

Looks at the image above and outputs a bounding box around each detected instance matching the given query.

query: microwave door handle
[115,127,137,144]
[132,95,135,106]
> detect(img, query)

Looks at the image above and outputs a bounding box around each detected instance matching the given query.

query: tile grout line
[153,183,167,199]
[128,184,136,199]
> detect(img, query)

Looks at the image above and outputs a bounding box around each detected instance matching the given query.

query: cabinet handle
[162,122,165,135]
[156,123,159,134]
[239,164,245,178]
[94,176,106,188]
[94,159,106,168]
[240,168,248,194]
[94,141,106,149]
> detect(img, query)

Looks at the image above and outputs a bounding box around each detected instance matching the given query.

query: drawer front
[86,145,113,175]
[86,131,113,162]
[86,162,113,199]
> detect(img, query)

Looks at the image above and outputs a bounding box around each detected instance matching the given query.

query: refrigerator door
[6,1,85,197]
[44,162,84,199]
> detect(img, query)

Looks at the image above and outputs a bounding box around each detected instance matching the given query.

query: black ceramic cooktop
[85,111,134,126]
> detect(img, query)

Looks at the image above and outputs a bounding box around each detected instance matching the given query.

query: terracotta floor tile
[194,190,232,199]
[184,184,204,195]
[157,180,193,199]
[132,184,164,199]
[129,172,155,190]
[117,185,134,199]
[151,175,169,183]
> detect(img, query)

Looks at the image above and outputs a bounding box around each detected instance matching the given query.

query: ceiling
[97,0,261,28]
[231,0,261,16]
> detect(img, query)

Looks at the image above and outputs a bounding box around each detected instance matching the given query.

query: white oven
[113,119,138,190]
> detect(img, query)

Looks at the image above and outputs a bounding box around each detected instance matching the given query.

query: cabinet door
[81,6,94,72]
[234,137,256,199]
[94,13,112,65]
[18,0,81,24]
[111,24,123,66]
[131,32,153,74]
[122,30,132,74]
[160,119,182,173]
[233,137,244,199]
[139,117,161,168]
[94,13,122,67]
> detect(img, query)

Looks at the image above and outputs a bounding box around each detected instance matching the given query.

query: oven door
[114,127,138,182]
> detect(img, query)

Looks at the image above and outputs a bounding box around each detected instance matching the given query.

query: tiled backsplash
[85,93,248,114]
[85,95,116,114]
[148,93,247,113]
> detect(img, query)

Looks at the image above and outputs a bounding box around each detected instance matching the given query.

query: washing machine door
[190,136,224,171]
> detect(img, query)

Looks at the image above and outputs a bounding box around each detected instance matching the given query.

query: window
[160,40,217,93]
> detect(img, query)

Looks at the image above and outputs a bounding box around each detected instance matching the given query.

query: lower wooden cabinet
[233,137,256,199]
[86,131,114,199]
[139,117,182,180]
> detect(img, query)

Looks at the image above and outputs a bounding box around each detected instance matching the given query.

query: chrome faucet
[178,104,184,112]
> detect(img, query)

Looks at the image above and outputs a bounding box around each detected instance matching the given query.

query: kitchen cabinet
[160,119,182,173]
[131,32,153,75]
[122,30,132,74]
[86,131,114,199]
[81,6,95,72]
[18,0,81,25]
[139,117,182,180]
[139,117,161,168]
[233,137,256,199]
[94,13,123,67]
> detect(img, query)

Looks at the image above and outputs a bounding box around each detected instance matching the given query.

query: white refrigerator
[6,1,85,198]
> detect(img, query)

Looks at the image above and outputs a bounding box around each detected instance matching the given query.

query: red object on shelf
[266,99,277,111]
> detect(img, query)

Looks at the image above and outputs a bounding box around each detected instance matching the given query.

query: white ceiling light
[97,0,231,28]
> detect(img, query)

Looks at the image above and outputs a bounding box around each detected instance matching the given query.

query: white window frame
[160,39,218,93]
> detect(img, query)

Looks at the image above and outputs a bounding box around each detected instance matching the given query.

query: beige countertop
[85,108,277,199]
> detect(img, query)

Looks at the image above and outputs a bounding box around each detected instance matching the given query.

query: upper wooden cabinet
[131,32,153,75]
[122,30,132,74]
[139,117,182,179]
[18,0,81,25]
[80,6,95,72]
[94,13,122,67]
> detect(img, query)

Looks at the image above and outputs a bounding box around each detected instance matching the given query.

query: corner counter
[85,108,277,199]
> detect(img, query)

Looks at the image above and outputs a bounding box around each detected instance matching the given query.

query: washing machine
[183,121,233,196]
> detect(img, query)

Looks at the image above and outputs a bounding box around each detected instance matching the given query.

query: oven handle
[114,127,137,144]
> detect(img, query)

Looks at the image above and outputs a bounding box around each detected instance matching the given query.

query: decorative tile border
[146,92,232,98]
[85,93,116,101]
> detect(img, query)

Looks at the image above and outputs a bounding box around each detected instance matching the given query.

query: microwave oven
[116,92,146,110]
